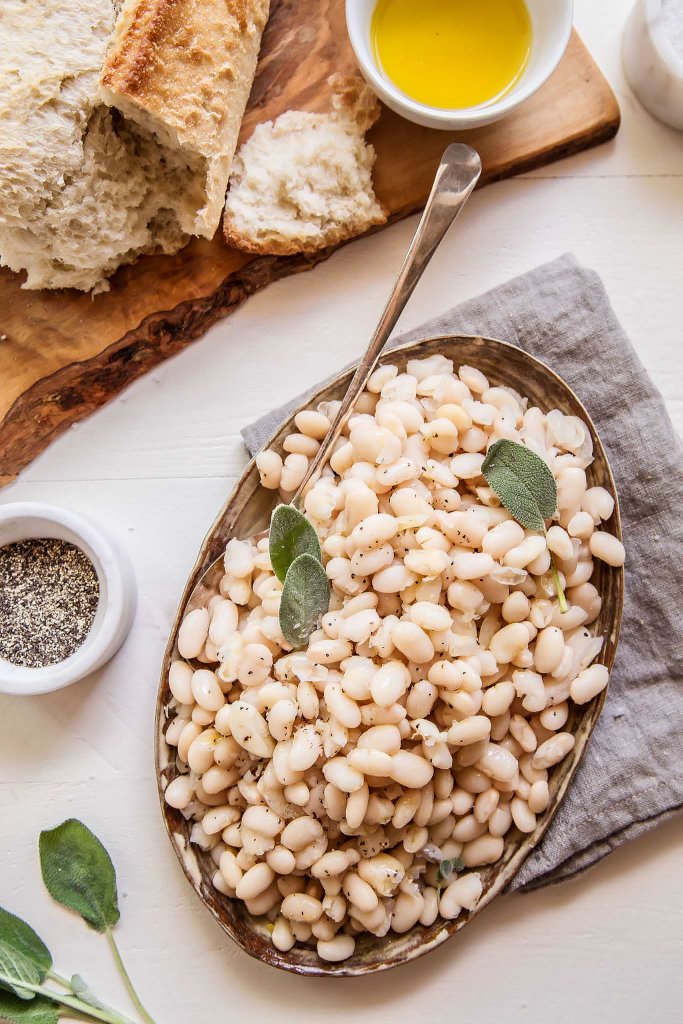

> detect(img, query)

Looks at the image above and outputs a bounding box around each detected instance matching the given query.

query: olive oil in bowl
[371,0,532,110]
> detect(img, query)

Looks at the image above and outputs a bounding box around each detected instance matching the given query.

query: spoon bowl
[156,334,624,976]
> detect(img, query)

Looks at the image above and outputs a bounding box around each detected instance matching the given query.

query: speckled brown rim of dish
[155,335,624,977]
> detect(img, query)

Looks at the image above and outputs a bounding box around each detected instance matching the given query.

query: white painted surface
[1,2,682,1021]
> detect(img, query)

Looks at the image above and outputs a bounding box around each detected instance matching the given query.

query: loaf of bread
[223,75,387,256]
[0,0,269,292]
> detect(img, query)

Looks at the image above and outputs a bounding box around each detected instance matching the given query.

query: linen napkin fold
[242,253,683,890]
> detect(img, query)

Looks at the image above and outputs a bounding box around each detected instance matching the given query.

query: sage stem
[106,929,157,1024]
[550,557,569,613]
[47,969,72,988]
[0,975,135,1024]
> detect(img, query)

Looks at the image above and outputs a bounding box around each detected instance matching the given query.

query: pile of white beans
[163,355,625,963]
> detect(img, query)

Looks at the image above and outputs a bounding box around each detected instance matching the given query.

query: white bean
[389,750,434,788]
[256,449,283,489]
[164,775,194,810]
[281,816,323,851]
[289,725,323,771]
[209,600,239,646]
[347,748,393,777]
[447,716,491,747]
[582,486,614,522]
[439,872,483,919]
[242,806,283,838]
[451,550,495,580]
[391,620,435,663]
[178,608,209,659]
[280,453,309,492]
[295,409,331,440]
[461,834,504,866]
[191,669,224,712]
[267,846,297,874]
[589,532,626,567]
[503,535,546,569]
[267,698,298,741]
[324,682,362,729]
[570,663,609,704]
[534,626,565,674]
[307,639,353,665]
[228,701,275,758]
[546,525,574,561]
[489,623,529,664]
[168,661,194,704]
[406,679,438,719]
[235,862,274,901]
[272,916,296,951]
[317,935,355,962]
[511,796,537,833]
[476,742,518,783]
[187,728,221,773]
[322,757,365,793]
[281,892,323,923]
[501,591,530,623]
[481,681,515,717]
[567,510,594,539]
[532,732,575,769]
[371,660,410,707]
[528,780,550,814]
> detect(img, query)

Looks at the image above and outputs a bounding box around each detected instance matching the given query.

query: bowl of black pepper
[0,503,136,695]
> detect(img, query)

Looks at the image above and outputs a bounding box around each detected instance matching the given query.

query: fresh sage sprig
[269,505,329,648]
[0,819,155,1024]
[482,438,568,612]
[0,908,133,1024]
[38,820,155,1024]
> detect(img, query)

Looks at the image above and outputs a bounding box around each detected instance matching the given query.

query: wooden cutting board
[0,2,619,486]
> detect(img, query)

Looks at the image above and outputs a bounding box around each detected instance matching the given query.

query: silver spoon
[186,144,482,611]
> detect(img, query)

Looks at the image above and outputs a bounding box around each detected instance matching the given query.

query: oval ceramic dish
[155,335,624,977]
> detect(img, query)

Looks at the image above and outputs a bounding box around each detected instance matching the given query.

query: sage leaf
[0,910,51,1001]
[279,553,330,648]
[437,856,465,889]
[70,975,108,1012]
[482,439,557,532]
[0,990,58,1024]
[269,504,322,583]
[39,820,119,933]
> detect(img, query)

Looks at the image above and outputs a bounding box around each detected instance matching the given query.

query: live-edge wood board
[0,1,620,486]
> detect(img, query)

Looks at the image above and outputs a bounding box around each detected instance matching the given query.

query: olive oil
[371,0,533,110]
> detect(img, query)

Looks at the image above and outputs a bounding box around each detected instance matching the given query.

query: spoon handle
[292,142,482,507]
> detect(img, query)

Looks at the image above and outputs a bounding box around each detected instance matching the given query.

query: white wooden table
[2,2,682,1021]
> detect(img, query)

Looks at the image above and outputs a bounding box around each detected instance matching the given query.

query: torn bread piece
[0,0,268,292]
[100,0,270,238]
[223,75,388,256]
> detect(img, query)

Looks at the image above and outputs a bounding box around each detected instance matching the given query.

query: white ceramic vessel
[345,0,574,130]
[0,502,136,695]
[622,0,683,130]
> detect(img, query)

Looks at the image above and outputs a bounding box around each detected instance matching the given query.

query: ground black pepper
[0,538,100,668]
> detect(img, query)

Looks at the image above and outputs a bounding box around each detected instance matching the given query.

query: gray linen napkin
[242,253,683,890]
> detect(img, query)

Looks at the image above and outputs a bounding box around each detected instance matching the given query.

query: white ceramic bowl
[0,503,136,695]
[622,0,683,131]
[345,0,574,129]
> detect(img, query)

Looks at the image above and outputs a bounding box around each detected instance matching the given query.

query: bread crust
[223,208,388,257]
[100,0,270,235]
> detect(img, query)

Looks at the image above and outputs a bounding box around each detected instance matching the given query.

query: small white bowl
[345,0,574,130]
[622,0,683,131]
[0,502,136,696]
